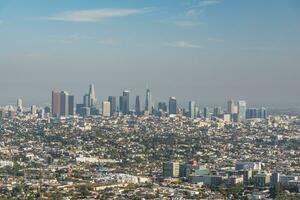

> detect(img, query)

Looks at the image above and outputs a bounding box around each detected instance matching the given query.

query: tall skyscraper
[145,88,151,113]
[16,98,23,113]
[31,105,37,115]
[213,107,222,117]
[204,107,211,119]
[83,94,90,107]
[135,96,141,116]
[227,99,238,114]
[188,101,196,119]
[52,91,61,117]
[122,90,130,114]
[102,101,111,117]
[169,97,177,115]
[68,95,74,115]
[108,96,117,116]
[89,84,97,107]
[60,91,69,116]
[238,100,247,122]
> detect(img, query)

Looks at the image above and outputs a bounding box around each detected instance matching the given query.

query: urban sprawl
[0,84,299,199]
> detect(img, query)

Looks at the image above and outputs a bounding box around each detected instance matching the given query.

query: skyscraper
[60,91,69,116]
[158,102,167,112]
[102,101,111,117]
[68,95,74,115]
[108,96,117,116]
[17,98,23,113]
[188,101,196,119]
[135,96,141,116]
[52,91,61,117]
[204,107,211,119]
[31,105,37,115]
[213,107,222,117]
[145,88,151,113]
[169,97,177,115]
[227,99,238,114]
[89,84,97,107]
[83,94,90,107]
[122,90,130,114]
[238,100,247,122]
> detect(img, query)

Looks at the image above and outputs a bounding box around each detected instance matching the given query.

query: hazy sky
[0,0,300,107]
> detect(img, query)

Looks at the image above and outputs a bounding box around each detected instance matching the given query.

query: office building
[102,101,111,117]
[145,88,151,113]
[83,94,90,107]
[204,107,211,119]
[158,102,167,112]
[238,100,247,122]
[169,97,177,114]
[108,96,117,116]
[227,99,238,114]
[31,105,37,115]
[189,101,196,119]
[52,91,61,117]
[89,84,97,107]
[60,91,69,116]
[213,106,222,117]
[17,98,23,113]
[163,161,180,178]
[120,90,130,114]
[135,96,141,116]
[68,95,74,115]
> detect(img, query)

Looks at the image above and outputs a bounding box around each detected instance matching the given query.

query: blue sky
[0,0,300,107]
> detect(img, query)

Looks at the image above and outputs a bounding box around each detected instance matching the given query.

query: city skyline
[1,0,300,106]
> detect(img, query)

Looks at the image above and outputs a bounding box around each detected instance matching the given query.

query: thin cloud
[37,8,148,22]
[169,41,204,49]
[167,20,204,27]
[201,0,221,5]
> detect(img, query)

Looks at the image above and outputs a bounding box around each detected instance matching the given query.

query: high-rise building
[259,107,267,119]
[60,91,69,116]
[204,107,211,119]
[158,102,167,112]
[76,104,84,116]
[238,100,247,122]
[102,101,111,117]
[108,96,117,116]
[189,101,196,119]
[169,97,177,114]
[17,98,23,113]
[68,95,74,115]
[135,96,141,116]
[228,99,238,114]
[163,161,180,178]
[89,84,97,107]
[83,94,90,107]
[52,91,61,117]
[213,107,222,117]
[31,105,37,115]
[145,88,151,113]
[121,90,130,114]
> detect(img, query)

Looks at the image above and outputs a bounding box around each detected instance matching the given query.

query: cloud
[201,0,221,5]
[166,20,204,27]
[169,41,204,49]
[38,8,148,22]
[0,20,3,25]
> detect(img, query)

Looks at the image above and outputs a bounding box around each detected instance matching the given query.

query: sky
[0,0,300,108]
